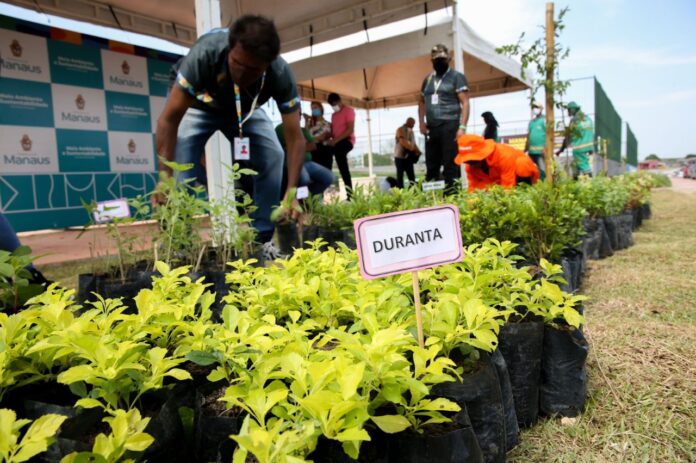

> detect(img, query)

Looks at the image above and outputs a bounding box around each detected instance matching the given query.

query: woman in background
[482,111,500,142]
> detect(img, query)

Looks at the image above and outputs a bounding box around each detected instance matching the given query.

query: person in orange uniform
[455,134,539,191]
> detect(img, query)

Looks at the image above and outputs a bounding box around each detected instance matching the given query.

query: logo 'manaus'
[10,39,22,58]
[75,94,86,110]
[121,60,131,75]
[128,139,136,153]
[20,134,32,151]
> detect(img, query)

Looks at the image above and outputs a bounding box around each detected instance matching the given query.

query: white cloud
[567,46,696,68]
[620,89,696,109]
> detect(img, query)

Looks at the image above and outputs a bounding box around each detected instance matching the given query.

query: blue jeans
[0,213,35,270]
[175,108,283,241]
[300,161,335,196]
[0,213,21,253]
[529,153,546,180]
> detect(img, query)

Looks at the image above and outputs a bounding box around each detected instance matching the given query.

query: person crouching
[455,134,539,192]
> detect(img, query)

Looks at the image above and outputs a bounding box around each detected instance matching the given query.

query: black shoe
[28,268,52,287]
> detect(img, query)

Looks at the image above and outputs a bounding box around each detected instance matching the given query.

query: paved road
[670,176,696,192]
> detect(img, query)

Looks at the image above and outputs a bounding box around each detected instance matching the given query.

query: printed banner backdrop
[0,15,181,232]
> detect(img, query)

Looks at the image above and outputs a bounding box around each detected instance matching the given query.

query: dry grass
[41,258,108,292]
[509,188,696,462]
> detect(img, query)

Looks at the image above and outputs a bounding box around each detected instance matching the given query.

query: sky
[1,0,695,159]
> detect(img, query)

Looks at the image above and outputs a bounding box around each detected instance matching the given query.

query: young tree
[497,3,571,184]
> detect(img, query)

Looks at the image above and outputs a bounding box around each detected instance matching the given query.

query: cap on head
[567,101,580,111]
[431,43,449,60]
[455,134,496,165]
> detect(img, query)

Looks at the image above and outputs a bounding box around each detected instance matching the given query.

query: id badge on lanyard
[235,137,250,161]
[234,73,266,160]
[430,70,448,105]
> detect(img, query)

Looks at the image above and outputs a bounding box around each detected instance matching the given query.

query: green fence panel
[626,124,638,167]
[594,78,622,162]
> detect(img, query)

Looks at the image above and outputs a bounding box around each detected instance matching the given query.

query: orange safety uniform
[465,143,540,192]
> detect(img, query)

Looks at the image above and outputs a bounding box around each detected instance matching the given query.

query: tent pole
[451,0,467,189]
[195,0,235,241]
[451,1,464,74]
[366,107,375,178]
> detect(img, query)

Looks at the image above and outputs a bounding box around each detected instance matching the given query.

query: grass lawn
[40,188,696,461]
[509,188,696,462]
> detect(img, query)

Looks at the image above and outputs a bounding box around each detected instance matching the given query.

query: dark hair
[327,93,341,105]
[481,111,499,127]
[228,15,280,63]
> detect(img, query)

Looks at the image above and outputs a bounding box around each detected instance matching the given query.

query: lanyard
[427,69,450,94]
[234,72,266,137]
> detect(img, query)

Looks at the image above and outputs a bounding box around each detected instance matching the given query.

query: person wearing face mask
[418,44,470,191]
[455,134,539,192]
[156,15,305,261]
[327,93,355,200]
[524,102,546,179]
[305,101,333,170]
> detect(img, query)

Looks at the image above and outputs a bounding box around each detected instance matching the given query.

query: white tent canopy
[4,0,529,183]
[5,0,444,52]
[292,18,530,110]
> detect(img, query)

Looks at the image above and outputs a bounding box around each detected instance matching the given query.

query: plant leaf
[370,415,411,434]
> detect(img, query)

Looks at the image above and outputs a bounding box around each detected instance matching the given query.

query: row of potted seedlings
[67,166,661,315]
[0,171,660,462]
[2,239,589,463]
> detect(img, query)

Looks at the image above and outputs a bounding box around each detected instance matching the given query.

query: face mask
[332,105,341,112]
[433,59,449,74]
[533,108,542,117]
[311,108,321,117]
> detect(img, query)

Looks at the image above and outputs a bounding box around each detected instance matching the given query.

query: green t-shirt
[527,116,546,155]
[571,112,594,155]
[275,124,314,162]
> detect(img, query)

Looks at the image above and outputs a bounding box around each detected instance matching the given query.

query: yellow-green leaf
[124,432,154,452]
[370,415,410,434]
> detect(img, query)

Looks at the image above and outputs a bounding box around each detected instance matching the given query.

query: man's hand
[150,181,167,207]
[276,192,301,222]
[419,121,428,135]
[288,197,301,221]
[456,127,466,139]
[150,173,172,207]
[327,138,336,147]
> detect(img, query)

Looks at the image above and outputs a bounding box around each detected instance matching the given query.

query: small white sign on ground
[93,199,130,224]
[422,180,446,192]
